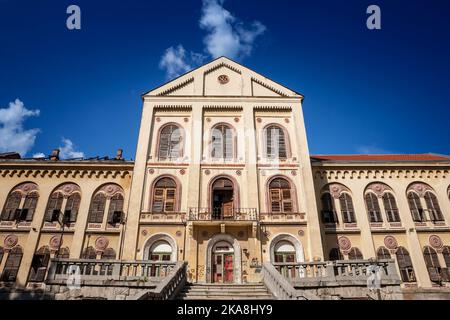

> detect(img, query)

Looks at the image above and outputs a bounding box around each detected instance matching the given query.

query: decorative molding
[203,105,243,112]
[337,236,352,251]
[4,234,18,249]
[407,183,433,197]
[154,105,192,111]
[429,235,443,249]
[313,169,448,180]
[0,168,132,180]
[204,62,242,75]
[366,182,392,197]
[253,105,292,111]
[156,77,194,96]
[95,236,109,251]
[384,236,398,250]
[251,77,289,97]
[49,236,62,250]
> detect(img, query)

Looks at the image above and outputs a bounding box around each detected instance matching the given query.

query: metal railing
[188,208,258,221]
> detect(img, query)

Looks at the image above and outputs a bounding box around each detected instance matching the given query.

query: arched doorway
[211,178,234,219]
[211,241,234,283]
[274,241,296,279]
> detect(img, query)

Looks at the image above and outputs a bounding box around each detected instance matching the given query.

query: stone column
[291,100,324,261]
[122,101,155,260]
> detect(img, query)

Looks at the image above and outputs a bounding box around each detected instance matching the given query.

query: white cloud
[59,138,84,159]
[199,0,266,59]
[0,99,40,156]
[33,152,46,158]
[159,0,266,78]
[356,144,393,154]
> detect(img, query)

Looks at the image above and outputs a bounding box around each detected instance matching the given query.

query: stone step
[180,291,272,296]
[177,283,274,300]
[179,296,273,300]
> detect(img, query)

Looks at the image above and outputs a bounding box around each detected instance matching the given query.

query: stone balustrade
[188,208,258,221]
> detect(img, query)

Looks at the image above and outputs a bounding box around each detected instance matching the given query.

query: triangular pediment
[143,57,302,98]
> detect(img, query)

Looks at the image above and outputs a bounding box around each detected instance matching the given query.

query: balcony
[188,208,258,221]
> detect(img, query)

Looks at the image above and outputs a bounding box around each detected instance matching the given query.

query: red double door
[212,253,234,283]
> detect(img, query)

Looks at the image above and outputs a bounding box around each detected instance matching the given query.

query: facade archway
[269,233,305,263]
[142,233,178,262]
[207,175,240,219]
[206,233,241,284]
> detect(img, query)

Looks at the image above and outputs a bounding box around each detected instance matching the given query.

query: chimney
[50,149,60,161]
[115,149,123,160]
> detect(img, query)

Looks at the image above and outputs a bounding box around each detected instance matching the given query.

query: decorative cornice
[253,105,292,111]
[251,77,289,97]
[154,105,192,111]
[204,62,242,75]
[203,105,243,111]
[156,77,194,96]
[313,168,448,180]
[0,168,132,179]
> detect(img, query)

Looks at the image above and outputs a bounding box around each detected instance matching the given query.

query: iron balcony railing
[188,208,258,221]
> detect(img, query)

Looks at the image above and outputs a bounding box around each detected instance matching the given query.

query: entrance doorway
[211,241,234,283]
[212,178,234,220]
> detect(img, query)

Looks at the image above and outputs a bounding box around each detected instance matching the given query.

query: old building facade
[0,57,449,298]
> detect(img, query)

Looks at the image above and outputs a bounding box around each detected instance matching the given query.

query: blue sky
[0,0,449,159]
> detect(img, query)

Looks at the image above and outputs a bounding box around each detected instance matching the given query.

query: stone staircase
[176,283,274,300]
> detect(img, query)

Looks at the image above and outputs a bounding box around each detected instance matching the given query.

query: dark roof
[0,152,21,160]
[310,153,450,162]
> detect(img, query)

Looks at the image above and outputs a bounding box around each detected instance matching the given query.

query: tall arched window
[107,193,124,225]
[158,124,182,160]
[321,193,337,223]
[265,125,287,159]
[274,241,296,279]
[88,193,106,223]
[0,247,4,265]
[396,247,416,282]
[329,248,343,261]
[348,248,363,260]
[407,192,424,222]
[365,192,382,222]
[443,246,450,268]
[1,191,22,221]
[152,177,177,213]
[211,124,233,159]
[28,246,51,283]
[377,247,391,260]
[44,192,64,222]
[22,192,38,221]
[1,246,23,282]
[269,178,293,213]
[424,192,444,222]
[423,246,441,283]
[339,193,356,223]
[382,193,400,222]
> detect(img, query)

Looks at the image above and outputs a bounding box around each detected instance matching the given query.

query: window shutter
[153,188,164,212]
[212,127,223,158]
[88,193,106,223]
[158,126,174,160]
[377,247,391,260]
[282,189,293,212]
[65,194,81,223]
[23,193,38,221]
[1,192,22,221]
[107,194,124,224]
[365,193,382,222]
[266,126,287,159]
[45,193,64,222]
[278,129,287,159]
[1,247,23,282]
[164,188,176,212]
[424,192,443,222]
[382,193,400,222]
[407,192,423,222]
[224,126,233,159]
[270,189,281,213]
[339,193,355,223]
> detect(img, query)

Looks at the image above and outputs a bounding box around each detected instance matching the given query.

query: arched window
[101,248,116,260]
[377,247,391,260]
[56,247,70,259]
[365,192,382,223]
[383,193,400,222]
[211,124,233,159]
[423,246,441,283]
[0,247,3,265]
[339,193,356,223]
[269,178,293,213]
[329,248,343,261]
[88,193,106,223]
[1,246,23,282]
[348,248,363,260]
[396,247,416,282]
[107,193,124,226]
[1,191,22,221]
[28,246,51,283]
[320,193,337,223]
[407,192,424,222]
[274,241,296,279]
[44,192,64,222]
[265,125,287,159]
[158,124,182,160]
[81,246,97,259]
[149,241,172,262]
[424,192,444,222]
[152,178,177,213]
